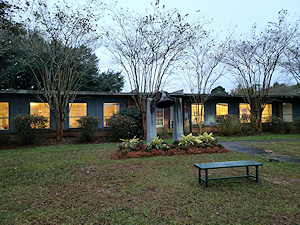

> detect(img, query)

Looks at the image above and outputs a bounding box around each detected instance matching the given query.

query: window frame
[191,103,204,126]
[239,103,251,123]
[282,103,293,122]
[0,102,9,130]
[216,103,228,116]
[69,103,87,128]
[262,104,272,123]
[103,103,120,127]
[30,102,51,129]
[156,108,164,127]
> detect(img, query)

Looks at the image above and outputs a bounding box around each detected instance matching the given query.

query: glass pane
[283,103,293,122]
[0,118,9,130]
[104,103,120,127]
[30,102,50,117]
[216,103,228,115]
[283,103,292,114]
[30,102,50,128]
[69,117,80,128]
[156,108,164,127]
[192,104,204,124]
[239,103,250,115]
[262,104,272,123]
[0,102,9,118]
[239,103,250,123]
[69,103,87,117]
[69,103,87,128]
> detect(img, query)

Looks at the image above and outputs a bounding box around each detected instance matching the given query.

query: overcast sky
[98,0,300,93]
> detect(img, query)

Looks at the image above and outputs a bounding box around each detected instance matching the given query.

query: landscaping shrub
[157,127,169,139]
[215,115,241,136]
[147,136,169,150]
[78,116,101,142]
[198,132,216,144]
[178,133,201,149]
[107,115,139,140]
[0,133,10,145]
[239,114,256,135]
[13,114,48,145]
[291,116,300,133]
[283,122,293,134]
[118,107,143,137]
[265,116,283,134]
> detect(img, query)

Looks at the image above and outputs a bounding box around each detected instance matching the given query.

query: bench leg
[246,166,249,179]
[205,169,208,187]
[199,169,201,183]
[255,166,259,183]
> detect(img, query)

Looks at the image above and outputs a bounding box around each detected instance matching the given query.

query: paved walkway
[219,140,300,164]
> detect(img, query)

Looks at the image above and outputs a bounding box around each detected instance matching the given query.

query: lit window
[283,103,293,122]
[69,103,87,128]
[104,103,120,127]
[216,103,228,115]
[156,108,164,127]
[30,102,50,128]
[192,103,204,125]
[239,103,251,123]
[0,102,9,130]
[262,104,272,122]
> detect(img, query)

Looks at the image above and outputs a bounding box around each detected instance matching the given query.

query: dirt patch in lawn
[111,146,229,160]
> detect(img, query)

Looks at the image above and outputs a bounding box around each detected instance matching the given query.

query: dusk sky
[98,0,300,93]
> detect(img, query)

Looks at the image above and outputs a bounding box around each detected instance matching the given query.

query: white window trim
[156,108,164,127]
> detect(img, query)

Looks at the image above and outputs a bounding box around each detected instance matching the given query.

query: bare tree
[182,34,227,134]
[104,3,204,137]
[224,10,298,131]
[23,0,102,140]
[280,34,300,84]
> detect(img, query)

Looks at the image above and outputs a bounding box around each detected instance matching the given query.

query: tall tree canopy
[21,0,103,140]
[103,3,205,137]
[223,10,298,130]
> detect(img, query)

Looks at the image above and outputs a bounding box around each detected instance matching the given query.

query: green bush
[118,136,145,153]
[282,122,293,134]
[265,116,283,134]
[292,116,300,133]
[157,127,169,139]
[107,115,139,140]
[215,115,241,136]
[13,114,48,145]
[118,107,143,137]
[147,136,169,150]
[78,116,101,142]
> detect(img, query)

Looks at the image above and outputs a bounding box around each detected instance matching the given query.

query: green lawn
[240,141,300,158]
[217,133,300,142]
[0,143,299,224]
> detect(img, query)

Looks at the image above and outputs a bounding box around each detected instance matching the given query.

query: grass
[240,141,300,158]
[217,133,300,142]
[0,142,299,224]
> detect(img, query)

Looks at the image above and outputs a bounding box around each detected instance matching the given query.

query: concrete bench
[194,160,263,187]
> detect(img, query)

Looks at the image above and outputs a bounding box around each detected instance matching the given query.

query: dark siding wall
[71,94,127,129]
[1,93,35,132]
[202,96,246,126]
[0,93,128,131]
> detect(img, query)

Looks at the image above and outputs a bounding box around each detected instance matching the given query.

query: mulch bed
[111,146,229,160]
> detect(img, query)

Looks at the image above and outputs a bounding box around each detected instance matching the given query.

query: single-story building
[1,90,300,134]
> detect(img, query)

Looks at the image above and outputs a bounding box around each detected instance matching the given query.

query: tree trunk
[59,120,64,141]
[55,117,60,141]
[142,114,146,139]
[199,121,203,135]
[258,111,263,132]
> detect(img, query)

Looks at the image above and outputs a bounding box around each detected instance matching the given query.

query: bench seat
[194,160,263,187]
